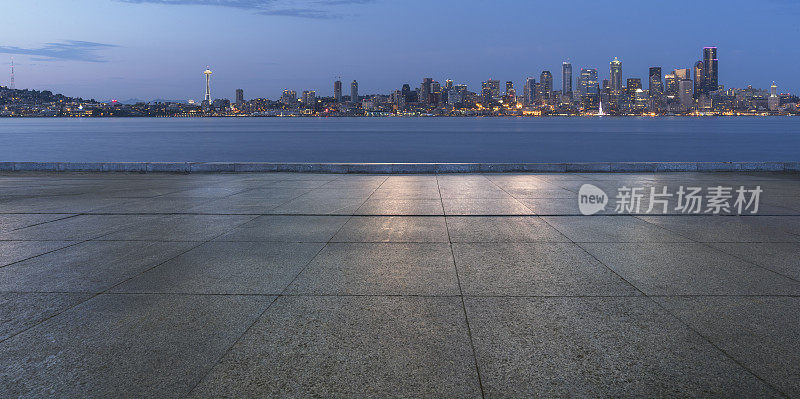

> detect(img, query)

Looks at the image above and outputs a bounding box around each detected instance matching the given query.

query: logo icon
[578,184,608,215]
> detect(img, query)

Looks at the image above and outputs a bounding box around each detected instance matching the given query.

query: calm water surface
[0,117,797,162]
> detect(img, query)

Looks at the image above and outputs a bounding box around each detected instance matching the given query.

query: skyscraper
[703,47,718,92]
[578,68,599,109]
[235,89,244,105]
[694,61,705,97]
[540,71,553,103]
[562,61,573,99]
[334,80,342,103]
[609,57,622,96]
[420,78,433,105]
[626,78,642,98]
[203,67,212,104]
[678,79,694,111]
[302,90,316,106]
[524,77,536,105]
[768,81,779,111]
[482,80,501,100]
[673,68,690,80]
[350,80,358,104]
[280,89,297,106]
[664,73,679,97]
[648,67,663,97]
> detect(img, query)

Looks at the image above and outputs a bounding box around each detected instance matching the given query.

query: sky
[1,0,799,101]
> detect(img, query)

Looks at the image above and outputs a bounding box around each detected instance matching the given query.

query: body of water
[0,117,797,162]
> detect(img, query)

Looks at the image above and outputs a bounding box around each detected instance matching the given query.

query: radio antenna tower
[10,58,15,90]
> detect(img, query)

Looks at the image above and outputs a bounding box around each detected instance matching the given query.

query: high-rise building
[768,81,779,111]
[664,74,679,97]
[280,89,297,106]
[648,67,663,97]
[673,68,690,80]
[420,78,433,105]
[302,90,316,106]
[540,71,553,103]
[334,80,342,103]
[703,47,718,93]
[482,80,501,101]
[524,77,536,105]
[562,62,573,99]
[694,61,705,97]
[431,80,442,105]
[235,89,244,105]
[626,78,642,103]
[678,79,694,111]
[505,81,516,103]
[578,68,599,110]
[350,80,359,103]
[609,57,622,96]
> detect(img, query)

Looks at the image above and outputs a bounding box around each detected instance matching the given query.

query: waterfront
[0,117,798,163]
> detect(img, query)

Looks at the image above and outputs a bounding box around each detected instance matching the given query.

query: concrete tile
[0,241,75,267]
[89,197,214,214]
[0,214,76,233]
[0,195,121,213]
[0,215,161,241]
[113,241,324,295]
[752,216,800,236]
[332,216,449,242]
[217,215,349,242]
[581,243,800,295]
[369,188,442,199]
[708,242,800,281]
[453,243,638,296]
[0,293,91,341]
[504,187,576,198]
[188,296,481,399]
[638,216,800,242]
[161,186,248,198]
[464,297,782,398]
[0,241,198,293]
[542,216,691,242]
[230,188,311,200]
[447,216,568,242]
[320,178,387,190]
[100,215,254,241]
[186,196,287,214]
[440,187,512,199]
[518,198,583,215]
[656,296,800,398]
[286,243,459,295]
[270,196,366,215]
[0,293,272,398]
[300,188,377,199]
[443,198,532,216]
[356,198,444,215]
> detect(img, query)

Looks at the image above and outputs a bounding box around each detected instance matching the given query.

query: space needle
[203,67,212,104]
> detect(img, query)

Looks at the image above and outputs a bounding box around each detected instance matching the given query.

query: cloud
[115,0,374,17]
[316,0,375,5]
[258,8,341,18]
[118,0,274,9]
[0,40,118,62]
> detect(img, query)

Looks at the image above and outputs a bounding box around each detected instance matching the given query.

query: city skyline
[1,0,799,100]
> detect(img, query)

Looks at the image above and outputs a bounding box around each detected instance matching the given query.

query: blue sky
[1,0,798,101]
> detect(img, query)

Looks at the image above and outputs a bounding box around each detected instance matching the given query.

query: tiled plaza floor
[1,172,799,398]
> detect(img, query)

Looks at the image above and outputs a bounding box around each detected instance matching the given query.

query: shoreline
[2,162,798,173]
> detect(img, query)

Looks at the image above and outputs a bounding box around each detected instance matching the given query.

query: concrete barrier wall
[1,162,798,173]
